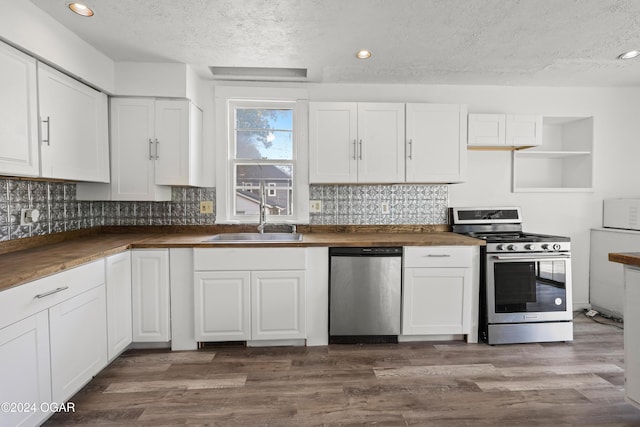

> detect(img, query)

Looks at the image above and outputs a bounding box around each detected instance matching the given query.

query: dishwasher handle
[329,247,402,257]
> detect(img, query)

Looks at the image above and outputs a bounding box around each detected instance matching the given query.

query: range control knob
[541,244,549,251]
[507,244,516,251]
[496,244,505,251]
[553,243,561,251]
[524,244,534,250]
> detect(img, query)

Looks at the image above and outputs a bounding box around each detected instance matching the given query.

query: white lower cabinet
[131,250,171,342]
[402,246,474,337]
[193,248,306,342]
[106,252,133,360]
[622,266,640,409]
[0,311,51,427]
[0,260,107,427]
[49,285,108,403]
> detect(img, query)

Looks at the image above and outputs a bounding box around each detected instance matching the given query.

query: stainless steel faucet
[257,181,267,234]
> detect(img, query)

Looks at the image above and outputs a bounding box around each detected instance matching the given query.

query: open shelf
[512,117,593,192]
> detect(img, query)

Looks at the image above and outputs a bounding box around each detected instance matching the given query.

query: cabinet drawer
[0,260,105,329]
[404,246,473,268]
[194,248,306,271]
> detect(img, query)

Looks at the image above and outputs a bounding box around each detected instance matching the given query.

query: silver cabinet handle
[358,139,363,160]
[35,286,69,299]
[155,138,160,159]
[149,138,154,160]
[408,139,413,159]
[352,139,357,160]
[425,254,451,257]
[42,117,50,146]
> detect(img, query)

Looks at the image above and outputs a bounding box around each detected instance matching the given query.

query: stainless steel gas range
[451,207,573,345]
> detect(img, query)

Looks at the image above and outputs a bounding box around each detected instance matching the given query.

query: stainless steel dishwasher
[329,247,402,343]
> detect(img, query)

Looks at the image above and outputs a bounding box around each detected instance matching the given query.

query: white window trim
[215,86,309,224]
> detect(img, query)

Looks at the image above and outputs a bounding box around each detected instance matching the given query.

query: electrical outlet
[200,201,214,214]
[309,200,322,213]
[381,202,390,214]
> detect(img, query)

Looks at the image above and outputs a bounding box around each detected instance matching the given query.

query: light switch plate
[200,201,214,214]
[309,200,322,213]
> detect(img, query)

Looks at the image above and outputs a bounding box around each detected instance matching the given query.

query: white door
[110,98,171,201]
[357,103,405,183]
[49,285,108,403]
[0,311,51,427]
[154,99,191,185]
[405,103,466,183]
[38,63,109,182]
[309,102,358,183]
[506,115,542,147]
[402,267,471,335]
[194,271,251,341]
[106,252,132,361]
[0,42,39,177]
[467,113,506,147]
[251,270,305,340]
[131,250,170,342]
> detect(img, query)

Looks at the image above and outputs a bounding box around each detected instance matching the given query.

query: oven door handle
[492,254,571,260]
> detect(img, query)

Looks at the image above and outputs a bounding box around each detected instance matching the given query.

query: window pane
[235,108,293,160]
[235,164,293,216]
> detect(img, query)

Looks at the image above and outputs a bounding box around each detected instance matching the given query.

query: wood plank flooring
[45,314,640,426]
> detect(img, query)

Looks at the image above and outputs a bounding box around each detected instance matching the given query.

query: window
[215,87,309,224]
[232,102,294,217]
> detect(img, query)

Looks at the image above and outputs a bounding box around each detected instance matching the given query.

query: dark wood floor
[46,314,640,426]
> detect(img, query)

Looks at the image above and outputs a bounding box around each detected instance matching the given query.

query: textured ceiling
[30,0,640,86]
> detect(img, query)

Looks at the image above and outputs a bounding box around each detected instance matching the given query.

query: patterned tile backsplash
[309,184,449,225]
[0,178,216,242]
[0,179,449,242]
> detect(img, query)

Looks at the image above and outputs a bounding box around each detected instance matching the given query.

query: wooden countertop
[0,230,484,292]
[609,252,640,268]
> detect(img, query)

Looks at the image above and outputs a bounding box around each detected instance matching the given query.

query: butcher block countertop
[609,252,640,268]
[0,226,484,292]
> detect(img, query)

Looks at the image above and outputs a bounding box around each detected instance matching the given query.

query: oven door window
[494,260,567,313]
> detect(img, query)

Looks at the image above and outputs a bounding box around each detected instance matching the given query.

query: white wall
[308,83,640,308]
[0,0,114,92]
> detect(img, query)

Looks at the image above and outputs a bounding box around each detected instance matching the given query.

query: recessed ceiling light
[68,2,94,17]
[618,50,640,60]
[356,50,372,59]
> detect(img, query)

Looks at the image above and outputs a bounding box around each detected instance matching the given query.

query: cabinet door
[131,250,170,342]
[49,285,108,403]
[194,271,251,341]
[624,266,640,407]
[251,271,305,340]
[38,63,109,183]
[357,103,405,183]
[0,311,51,427]
[106,252,132,361]
[109,98,171,201]
[406,104,466,183]
[467,113,506,147]
[309,102,358,183]
[505,115,542,147]
[154,99,193,186]
[0,42,39,177]
[402,267,471,335]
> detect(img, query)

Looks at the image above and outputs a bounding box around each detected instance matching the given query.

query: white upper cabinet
[0,41,39,177]
[77,97,203,201]
[38,63,109,182]
[356,103,406,183]
[405,103,467,183]
[309,102,405,183]
[468,113,542,149]
[310,102,466,184]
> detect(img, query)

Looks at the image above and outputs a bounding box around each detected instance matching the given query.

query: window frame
[214,86,309,224]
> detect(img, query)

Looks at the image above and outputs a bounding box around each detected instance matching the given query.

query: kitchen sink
[206,232,302,242]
